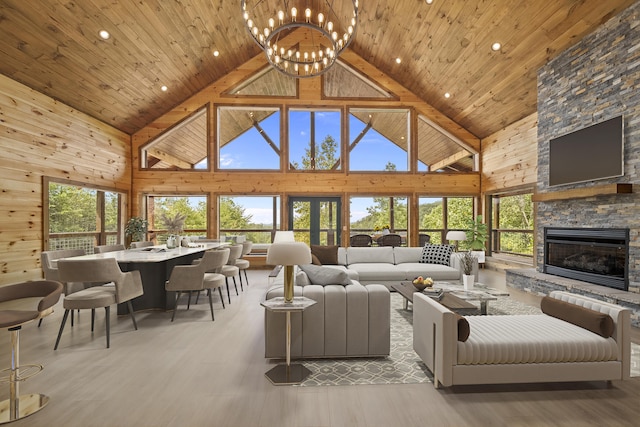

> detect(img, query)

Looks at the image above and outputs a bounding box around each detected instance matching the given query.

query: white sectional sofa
[327,246,475,287]
[413,290,631,388]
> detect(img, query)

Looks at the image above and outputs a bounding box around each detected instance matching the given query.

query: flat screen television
[548,115,624,187]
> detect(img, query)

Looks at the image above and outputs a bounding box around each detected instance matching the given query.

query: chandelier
[241,1,359,78]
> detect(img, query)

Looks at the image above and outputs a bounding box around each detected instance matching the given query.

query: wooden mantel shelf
[532,183,633,202]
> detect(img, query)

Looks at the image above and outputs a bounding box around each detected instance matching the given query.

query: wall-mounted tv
[548,115,624,187]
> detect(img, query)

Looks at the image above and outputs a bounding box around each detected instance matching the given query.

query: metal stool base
[0,393,49,424]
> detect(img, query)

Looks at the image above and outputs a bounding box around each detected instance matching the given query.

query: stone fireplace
[543,227,629,291]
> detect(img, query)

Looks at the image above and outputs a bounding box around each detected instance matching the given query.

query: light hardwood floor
[2,269,640,427]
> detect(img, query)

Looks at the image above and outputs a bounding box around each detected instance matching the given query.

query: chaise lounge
[413,290,631,388]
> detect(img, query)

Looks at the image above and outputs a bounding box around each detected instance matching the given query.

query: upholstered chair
[40,248,86,326]
[0,280,63,423]
[350,234,373,247]
[129,241,154,249]
[54,257,143,349]
[165,248,229,322]
[235,241,253,288]
[220,244,243,303]
[419,234,431,247]
[93,244,125,253]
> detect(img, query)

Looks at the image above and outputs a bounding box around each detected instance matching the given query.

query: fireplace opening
[544,228,629,291]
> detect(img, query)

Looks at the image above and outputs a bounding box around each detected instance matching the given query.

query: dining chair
[350,234,373,247]
[129,241,154,249]
[235,241,253,288]
[0,280,63,423]
[94,244,125,253]
[376,234,402,247]
[419,234,431,247]
[165,248,229,322]
[220,244,243,303]
[40,248,87,326]
[54,257,143,349]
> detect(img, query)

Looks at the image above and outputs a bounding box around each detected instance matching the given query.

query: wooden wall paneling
[481,113,538,194]
[0,74,131,285]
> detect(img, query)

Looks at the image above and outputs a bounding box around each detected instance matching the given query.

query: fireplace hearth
[543,227,629,291]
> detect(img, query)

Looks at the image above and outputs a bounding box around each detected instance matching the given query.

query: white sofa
[413,290,631,388]
[327,247,474,287]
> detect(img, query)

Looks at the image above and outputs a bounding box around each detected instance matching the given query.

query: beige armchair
[40,248,86,326]
[220,244,243,304]
[235,241,253,288]
[94,244,125,253]
[54,257,143,349]
[165,248,229,322]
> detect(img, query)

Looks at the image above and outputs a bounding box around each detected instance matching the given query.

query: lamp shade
[273,231,295,243]
[266,242,311,266]
[445,231,467,241]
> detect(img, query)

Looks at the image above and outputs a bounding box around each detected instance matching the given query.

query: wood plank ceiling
[0,0,635,138]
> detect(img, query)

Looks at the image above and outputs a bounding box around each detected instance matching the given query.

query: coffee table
[391,282,478,316]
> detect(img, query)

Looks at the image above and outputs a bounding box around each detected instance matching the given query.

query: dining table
[69,243,227,313]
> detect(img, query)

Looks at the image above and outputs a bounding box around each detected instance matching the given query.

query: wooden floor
[2,269,640,427]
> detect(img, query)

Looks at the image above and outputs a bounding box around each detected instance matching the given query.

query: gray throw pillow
[299,264,351,286]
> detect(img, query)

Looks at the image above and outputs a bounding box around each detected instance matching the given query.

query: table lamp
[266,242,311,303]
[272,230,295,243]
[445,230,467,251]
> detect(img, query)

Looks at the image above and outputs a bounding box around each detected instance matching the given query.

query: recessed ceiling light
[395,57,402,64]
[161,85,168,92]
[213,50,220,57]
[425,0,434,4]
[491,42,502,51]
[99,30,110,40]
[444,92,451,99]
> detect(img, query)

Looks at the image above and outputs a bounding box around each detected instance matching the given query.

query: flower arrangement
[373,224,391,232]
[160,212,186,234]
[124,217,148,242]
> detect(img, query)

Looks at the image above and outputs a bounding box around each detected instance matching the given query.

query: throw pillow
[311,253,322,265]
[419,244,454,266]
[455,313,470,342]
[540,296,614,338]
[311,245,339,265]
[299,264,351,286]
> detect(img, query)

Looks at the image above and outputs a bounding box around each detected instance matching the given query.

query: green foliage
[219,197,252,230]
[495,194,534,255]
[465,215,488,250]
[292,134,339,170]
[125,217,148,241]
[48,183,97,233]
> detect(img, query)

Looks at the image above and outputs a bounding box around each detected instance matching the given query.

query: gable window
[348,108,409,171]
[289,109,341,170]
[218,106,281,170]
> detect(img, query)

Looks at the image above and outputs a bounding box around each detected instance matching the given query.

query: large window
[218,106,281,170]
[419,196,474,245]
[350,196,408,245]
[348,108,409,171]
[45,178,125,252]
[289,109,341,170]
[146,195,207,242]
[218,196,280,244]
[490,193,534,256]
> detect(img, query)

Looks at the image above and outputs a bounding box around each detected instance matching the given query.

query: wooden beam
[532,183,633,202]
[147,148,192,169]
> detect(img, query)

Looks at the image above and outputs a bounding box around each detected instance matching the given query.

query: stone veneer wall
[536,1,640,293]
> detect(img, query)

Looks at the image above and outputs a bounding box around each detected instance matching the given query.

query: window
[348,108,409,171]
[218,196,280,244]
[140,106,208,170]
[146,195,208,242]
[350,196,408,244]
[490,193,534,256]
[416,115,475,172]
[45,178,125,252]
[419,196,474,245]
[289,109,341,170]
[218,106,281,170]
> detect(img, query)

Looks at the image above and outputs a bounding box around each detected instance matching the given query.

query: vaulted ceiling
[0,0,635,138]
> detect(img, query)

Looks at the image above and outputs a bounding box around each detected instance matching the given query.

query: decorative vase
[463,274,475,290]
[166,235,177,249]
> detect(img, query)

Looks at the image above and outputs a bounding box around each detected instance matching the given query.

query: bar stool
[0,280,63,424]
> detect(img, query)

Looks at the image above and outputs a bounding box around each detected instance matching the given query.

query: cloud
[219,154,236,167]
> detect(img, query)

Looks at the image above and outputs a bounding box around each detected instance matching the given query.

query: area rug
[301,293,541,387]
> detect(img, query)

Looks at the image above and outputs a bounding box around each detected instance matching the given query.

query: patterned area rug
[301,293,541,387]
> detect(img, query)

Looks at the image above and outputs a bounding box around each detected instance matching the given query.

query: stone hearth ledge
[507,268,640,327]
